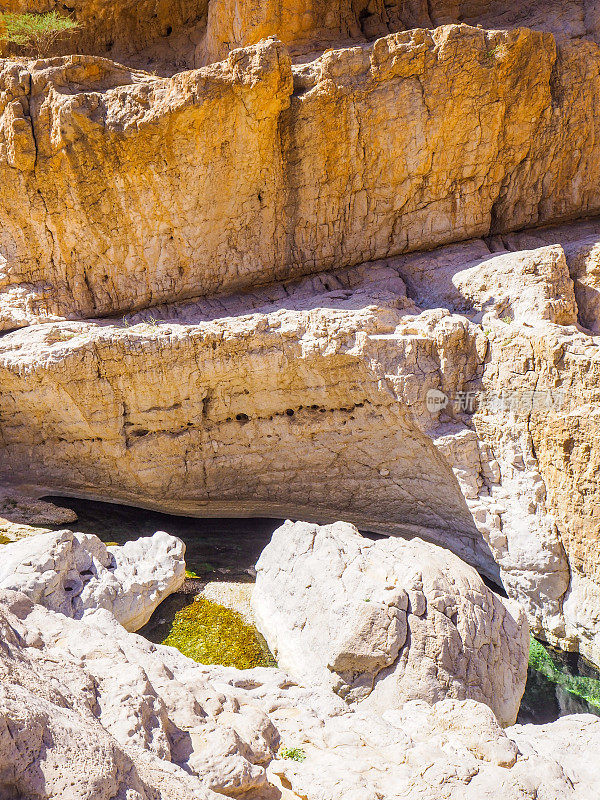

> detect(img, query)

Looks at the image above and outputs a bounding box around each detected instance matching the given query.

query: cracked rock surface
[0,583,598,799]
[252,520,529,726]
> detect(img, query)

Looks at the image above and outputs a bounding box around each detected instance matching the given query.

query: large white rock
[0,588,597,800]
[252,520,529,726]
[0,529,185,631]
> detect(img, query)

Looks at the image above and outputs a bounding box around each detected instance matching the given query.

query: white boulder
[252,520,529,725]
[0,529,185,631]
[0,588,596,800]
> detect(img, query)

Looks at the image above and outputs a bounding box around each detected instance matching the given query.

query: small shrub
[2,11,79,58]
[485,44,507,64]
[280,747,307,762]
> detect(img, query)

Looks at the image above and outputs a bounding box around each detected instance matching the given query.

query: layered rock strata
[1,219,599,662]
[3,27,600,329]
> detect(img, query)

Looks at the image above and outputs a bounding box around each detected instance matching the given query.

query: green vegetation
[185,569,201,579]
[279,747,307,762]
[529,636,600,710]
[485,44,506,64]
[186,562,215,578]
[1,12,79,57]
[161,597,276,669]
[0,534,12,545]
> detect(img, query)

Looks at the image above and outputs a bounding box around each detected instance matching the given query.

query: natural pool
[17,496,600,722]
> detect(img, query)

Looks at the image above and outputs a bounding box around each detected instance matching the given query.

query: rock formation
[1,221,599,663]
[0,529,185,630]
[1,583,599,799]
[252,520,529,726]
[2,0,600,791]
[4,27,600,329]
[0,490,76,528]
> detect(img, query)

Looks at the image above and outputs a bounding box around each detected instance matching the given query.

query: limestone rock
[4,28,600,329]
[252,520,529,726]
[0,274,492,577]
[0,587,598,799]
[0,490,77,527]
[510,714,600,790]
[0,529,185,630]
[0,490,77,543]
[2,225,600,663]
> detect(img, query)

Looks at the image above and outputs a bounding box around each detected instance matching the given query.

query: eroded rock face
[4,27,600,329]
[1,225,599,662]
[252,520,529,726]
[0,490,76,527]
[0,529,185,630]
[0,587,598,799]
[1,0,210,68]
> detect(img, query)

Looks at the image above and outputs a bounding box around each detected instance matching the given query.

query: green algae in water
[529,635,600,710]
[162,597,276,670]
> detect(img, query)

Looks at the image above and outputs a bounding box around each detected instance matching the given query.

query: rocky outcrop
[0,490,76,527]
[1,222,599,662]
[6,0,600,71]
[0,586,598,799]
[0,260,491,573]
[252,520,528,726]
[0,529,185,630]
[4,28,600,330]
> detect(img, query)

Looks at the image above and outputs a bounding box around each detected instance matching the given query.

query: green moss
[529,636,600,709]
[162,597,276,669]
[280,747,306,762]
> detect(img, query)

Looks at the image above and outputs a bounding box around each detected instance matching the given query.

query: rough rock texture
[252,520,529,726]
[0,489,76,526]
[4,27,600,329]
[0,260,493,575]
[2,0,600,690]
[2,223,600,662]
[6,0,600,71]
[0,587,598,799]
[0,529,185,630]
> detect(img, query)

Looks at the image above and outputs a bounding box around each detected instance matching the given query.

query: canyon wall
[1,2,600,671]
[3,28,600,330]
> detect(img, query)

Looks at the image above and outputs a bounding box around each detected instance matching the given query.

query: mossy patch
[161,597,276,669]
[529,636,600,710]
[0,534,11,545]
[280,747,306,762]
